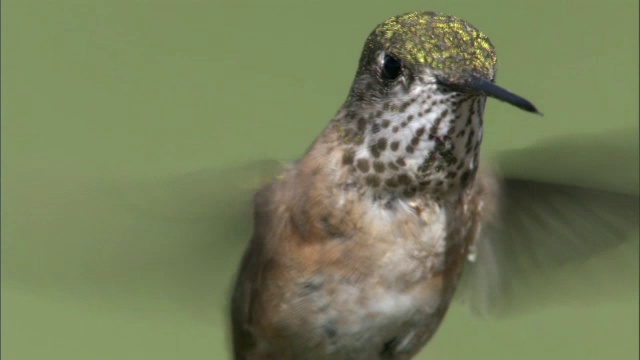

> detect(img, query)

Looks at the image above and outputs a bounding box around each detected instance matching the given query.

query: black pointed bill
[439,76,541,115]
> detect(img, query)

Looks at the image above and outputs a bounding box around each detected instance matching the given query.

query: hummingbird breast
[231,149,482,359]
[231,86,488,359]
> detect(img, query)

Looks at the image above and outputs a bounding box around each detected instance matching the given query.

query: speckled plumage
[231,11,536,359]
[337,11,497,198]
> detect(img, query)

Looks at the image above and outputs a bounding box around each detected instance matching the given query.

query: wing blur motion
[2,160,287,320]
[116,159,286,223]
[459,179,639,316]
[457,131,640,316]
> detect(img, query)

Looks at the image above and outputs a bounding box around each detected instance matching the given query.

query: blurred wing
[116,159,287,221]
[458,179,639,316]
[457,131,640,316]
[2,159,288,320]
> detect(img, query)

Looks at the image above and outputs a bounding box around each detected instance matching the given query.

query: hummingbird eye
[381,54,402,80]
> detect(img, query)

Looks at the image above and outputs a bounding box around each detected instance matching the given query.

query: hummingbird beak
[439,75,542,115]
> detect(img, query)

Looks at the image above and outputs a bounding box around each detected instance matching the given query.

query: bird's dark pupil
[382,55,402,80]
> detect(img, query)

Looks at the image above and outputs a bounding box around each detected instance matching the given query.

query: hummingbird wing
[457,131,640,316]
[2,159,288,321]
[114,159,286,223]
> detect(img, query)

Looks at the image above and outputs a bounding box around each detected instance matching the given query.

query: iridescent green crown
[361,11,497,83]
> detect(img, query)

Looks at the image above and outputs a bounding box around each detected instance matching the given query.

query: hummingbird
[230,11,532,359]
[228,11,638,359]
[1,8,637,360]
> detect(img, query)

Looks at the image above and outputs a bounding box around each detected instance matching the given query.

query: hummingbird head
[334,11,539,197]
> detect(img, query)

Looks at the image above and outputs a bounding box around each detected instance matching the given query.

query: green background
[2,0,638,359]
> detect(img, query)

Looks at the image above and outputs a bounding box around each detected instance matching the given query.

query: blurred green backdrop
[2,0,638,359]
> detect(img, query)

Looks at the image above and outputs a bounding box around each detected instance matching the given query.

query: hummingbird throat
[336,87,486,197]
